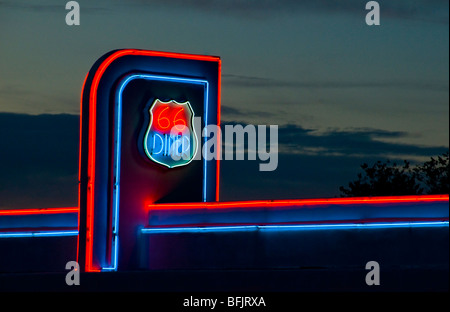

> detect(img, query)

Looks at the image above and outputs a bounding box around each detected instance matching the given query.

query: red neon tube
[147,195,449,211]
[0,207,79,216]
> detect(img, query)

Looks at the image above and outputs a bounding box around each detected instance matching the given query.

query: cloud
[0,113,79,209]
[221,105,274,119]
[219,122,448,200]
[222,74,449,92]
[222,121,448,159]
[277,124,448,159]
[0,113,447,208]
[219,152,382,200]
[0,85,79,115]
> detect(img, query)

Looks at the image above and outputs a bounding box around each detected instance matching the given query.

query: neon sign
[143,99,198,168]
[79,49,221,271]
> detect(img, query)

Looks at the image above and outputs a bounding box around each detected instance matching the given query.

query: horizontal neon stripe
[0,230,79,238]
[147,195,449,211]
[0,207,79,216]
[141,220,449,234]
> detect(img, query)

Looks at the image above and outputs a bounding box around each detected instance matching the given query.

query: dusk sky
[0,0,448,209]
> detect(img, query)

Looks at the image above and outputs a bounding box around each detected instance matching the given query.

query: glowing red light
[152,103,188,132]
[0,207,79,216]
[147,195,449,211]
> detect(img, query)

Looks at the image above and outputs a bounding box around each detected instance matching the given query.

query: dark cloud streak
[222,120,448,159]
[223,74,449,92]
[221,105,274,119]
[277,124,447,158]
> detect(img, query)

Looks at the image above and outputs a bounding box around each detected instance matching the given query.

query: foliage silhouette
[340,152,449,197]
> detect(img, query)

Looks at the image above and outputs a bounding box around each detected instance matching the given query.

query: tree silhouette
[340,152,449,197]
[414,152,449,194]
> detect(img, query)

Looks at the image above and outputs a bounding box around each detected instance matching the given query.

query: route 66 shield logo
[143,99,198,168]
